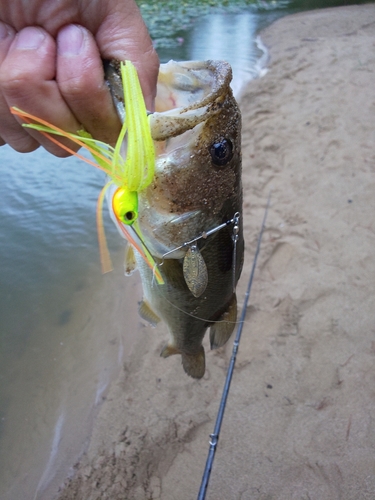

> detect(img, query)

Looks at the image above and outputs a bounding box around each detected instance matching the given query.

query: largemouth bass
[106,60,243,379]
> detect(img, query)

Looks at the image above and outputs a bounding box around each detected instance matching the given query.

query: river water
[0,1,371,498]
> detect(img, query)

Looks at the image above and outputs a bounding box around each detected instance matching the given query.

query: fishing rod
[197,193,271,500]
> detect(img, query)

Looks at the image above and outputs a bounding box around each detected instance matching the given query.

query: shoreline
[56,4,375,499]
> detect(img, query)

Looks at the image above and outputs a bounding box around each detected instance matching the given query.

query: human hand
[0,0,159,156]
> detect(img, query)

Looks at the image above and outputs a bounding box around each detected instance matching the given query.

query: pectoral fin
[139,300,160,327]
[210,294,237,349]
[124,244,137,275]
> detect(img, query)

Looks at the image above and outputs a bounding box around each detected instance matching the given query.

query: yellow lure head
[112,187,138,225]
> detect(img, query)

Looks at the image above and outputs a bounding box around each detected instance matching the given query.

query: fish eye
[209,139,233,167]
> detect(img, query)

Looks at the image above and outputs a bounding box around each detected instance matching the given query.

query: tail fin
[181,346,205,379]
[160,343,205,379]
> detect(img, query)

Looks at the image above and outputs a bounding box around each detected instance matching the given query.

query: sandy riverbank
[55,4,375,499]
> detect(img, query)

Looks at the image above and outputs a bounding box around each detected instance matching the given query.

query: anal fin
[210,294,237,349]
[160,343,180,358]
[139,300,160,327]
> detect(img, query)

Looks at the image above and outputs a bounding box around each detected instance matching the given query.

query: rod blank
[197,194,271,500]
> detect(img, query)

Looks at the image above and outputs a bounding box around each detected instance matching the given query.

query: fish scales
[106,60,243,378]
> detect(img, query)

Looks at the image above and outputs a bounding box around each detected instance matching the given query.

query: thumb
[95,1,159,111]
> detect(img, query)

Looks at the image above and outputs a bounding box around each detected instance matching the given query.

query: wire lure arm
[160,212,242,263]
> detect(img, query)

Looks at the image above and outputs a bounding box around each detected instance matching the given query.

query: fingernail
[58,25,85,56]
[15,27,45,50]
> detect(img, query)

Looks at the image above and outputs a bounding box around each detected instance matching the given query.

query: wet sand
[56,5,375,499]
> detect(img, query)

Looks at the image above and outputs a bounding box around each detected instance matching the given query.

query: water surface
[0,147,141,499]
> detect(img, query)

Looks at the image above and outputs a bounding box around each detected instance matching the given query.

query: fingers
[56,24,121,146]
[0,26,81,156]
[0,0,159,156]
[0,22,120,154]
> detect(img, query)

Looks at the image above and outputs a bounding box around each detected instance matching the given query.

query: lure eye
[210,139,233,167]
[113,187,138,225]
[124,211,136,222]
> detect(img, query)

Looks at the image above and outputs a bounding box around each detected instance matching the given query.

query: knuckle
[0,58,54,96]
[0,70,35,96]
[59,74,101,102]
[9,134,39,153]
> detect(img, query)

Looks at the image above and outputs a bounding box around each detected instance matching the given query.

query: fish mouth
[149,60,233,140]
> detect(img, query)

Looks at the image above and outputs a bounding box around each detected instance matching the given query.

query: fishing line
[147,287,238,326]
[197,192,271,500]
[148,255,256,327]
